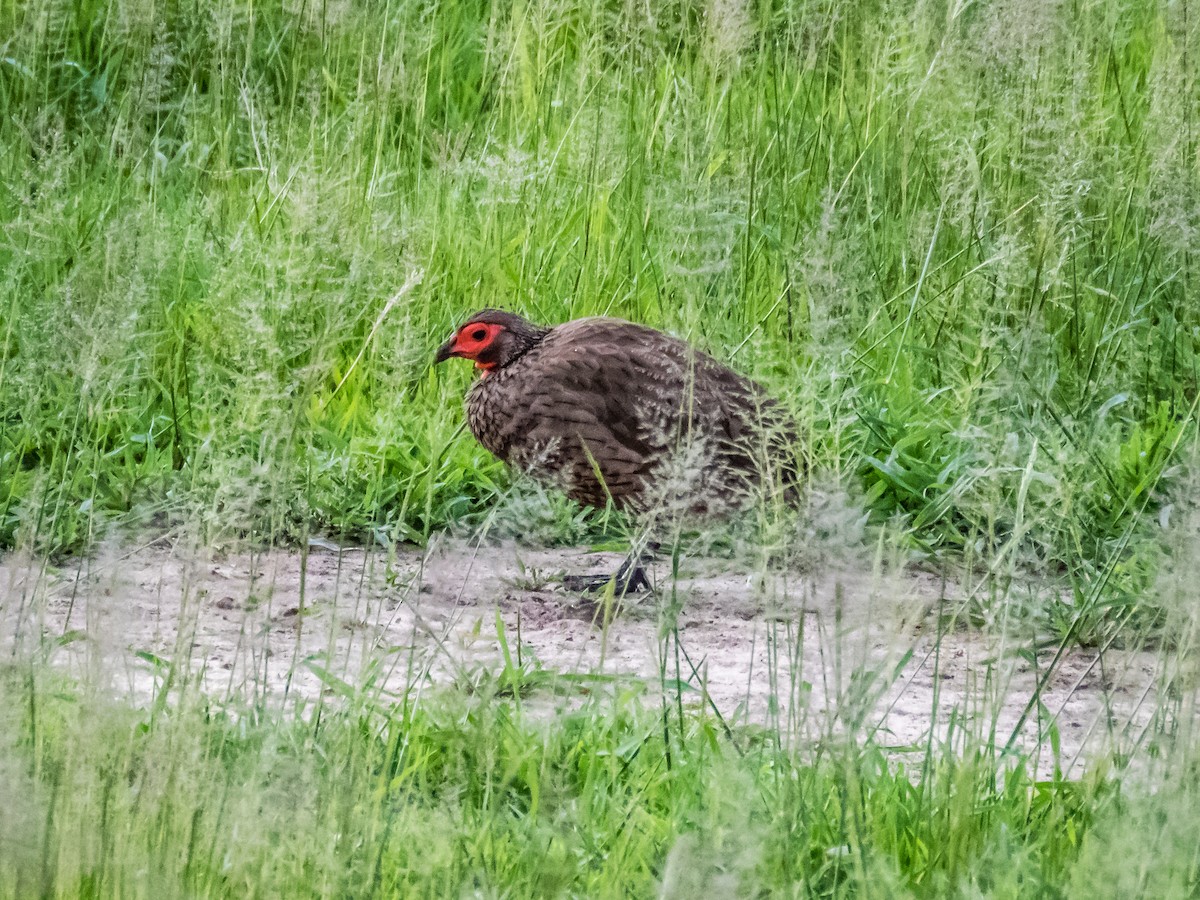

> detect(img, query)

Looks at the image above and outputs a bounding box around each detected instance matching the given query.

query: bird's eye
[471,328,487,341]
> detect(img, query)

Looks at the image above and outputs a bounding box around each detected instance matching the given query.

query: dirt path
[0,538,1164,777]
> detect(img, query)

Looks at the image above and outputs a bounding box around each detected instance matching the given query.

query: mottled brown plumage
[434,309,802,518]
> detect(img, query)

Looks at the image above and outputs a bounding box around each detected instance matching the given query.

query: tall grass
[1,0,1194,581]
[3,1,1200,895]
[2,518,1199,898]
[0,661,1139,898]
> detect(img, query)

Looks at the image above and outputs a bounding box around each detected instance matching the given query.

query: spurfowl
[434,309,802,592]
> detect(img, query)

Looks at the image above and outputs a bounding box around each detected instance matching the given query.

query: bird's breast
[465,365,528,462]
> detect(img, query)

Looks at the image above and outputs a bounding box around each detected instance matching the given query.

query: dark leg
[563,544,656,595]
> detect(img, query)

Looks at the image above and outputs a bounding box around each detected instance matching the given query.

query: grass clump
[0,664,1141,898]
[0,0,1194,589]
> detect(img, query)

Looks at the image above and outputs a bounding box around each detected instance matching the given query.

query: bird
[434,309,803,593]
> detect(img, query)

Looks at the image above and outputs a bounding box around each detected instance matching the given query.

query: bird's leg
[611,551,652,594]
[563,541,657,595]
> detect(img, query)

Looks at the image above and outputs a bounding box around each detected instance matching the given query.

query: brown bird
[434,309,802,592]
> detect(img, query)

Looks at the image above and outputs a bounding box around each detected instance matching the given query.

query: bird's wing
[511,336,686,506]
[692,352,805,500]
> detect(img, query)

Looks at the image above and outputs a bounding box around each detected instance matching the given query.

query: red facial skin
[441,322,505,373]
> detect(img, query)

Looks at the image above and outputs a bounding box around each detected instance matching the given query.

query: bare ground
[0,538,1165,777]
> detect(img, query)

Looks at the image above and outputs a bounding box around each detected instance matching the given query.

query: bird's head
[434,309,548,374]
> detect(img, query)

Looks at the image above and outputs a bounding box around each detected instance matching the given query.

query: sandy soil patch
[0,538,1164,778]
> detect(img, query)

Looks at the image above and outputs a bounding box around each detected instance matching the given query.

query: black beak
[434,336,457,364]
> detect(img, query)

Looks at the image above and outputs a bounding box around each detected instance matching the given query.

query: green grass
[7,534,1200,898]
[0,661,1163,898]
[3,0,1200,895]
[2,0,1195,571]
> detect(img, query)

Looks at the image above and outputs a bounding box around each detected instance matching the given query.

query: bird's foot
[562,561,652,596]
